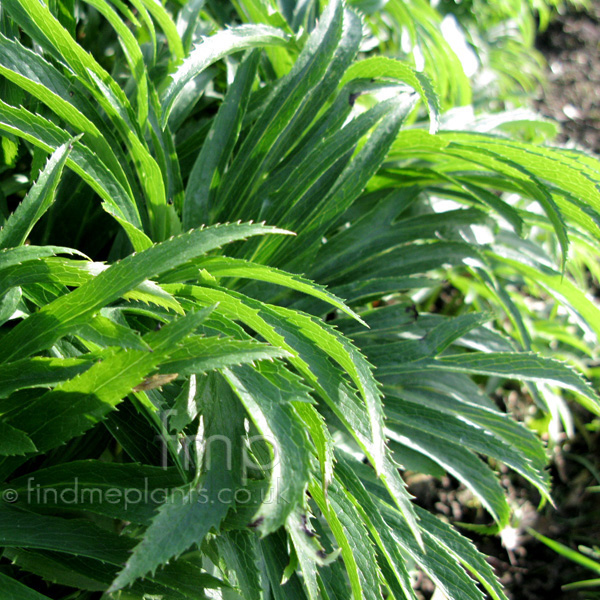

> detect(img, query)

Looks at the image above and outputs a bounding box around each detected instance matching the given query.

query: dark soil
[535,0,600,153]
[408,8,600,589]
[407,402,600,600]
[457,7,600,598]
[406,7,600,597]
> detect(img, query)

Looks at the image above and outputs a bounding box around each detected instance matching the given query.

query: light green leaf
[309,477,384,600]
[0,34,130,189]
[163,283,421,546]
[160,25,289,126]
[335,453,417,600]
[340,56,440,133]
[0,223,288,363]
[80,0,149,127]
[165,256,364,323]
[0,101,148,249]
[138,0,184,61]
[0,356,92,399]
[2,309,213,452]
[0,141,73,249]
[0,286,21,326]
[159,337,289,376]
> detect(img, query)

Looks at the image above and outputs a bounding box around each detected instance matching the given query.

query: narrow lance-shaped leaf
[0,140,73,249]
[160,25,290,126]
[183,50,260,229]
[1,0,139,133]
[0,34,130,190]
[309,477,384,600]
[0,100,149,250]
[8,461,182,523]
[0,503,134,564]
[0,572,54,600]
[386,421,510,526]
[109,372,247,591]
[2,309,213,453]
[340,56,440,133]
[1,0,174,242]
[80,0,149,128]
[213,0,349,222]
[223,363,312,535]
[334,452,417,600]
[0,222,290,363]
[163,255,365,323]
[283,95,417,271]
[138,0,184,61]
[162,283,422,546]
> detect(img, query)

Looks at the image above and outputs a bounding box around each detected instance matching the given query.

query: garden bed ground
[411,4,600,597]
[408,405,600,600]
[535,0,600,152]
[481,5,600,595]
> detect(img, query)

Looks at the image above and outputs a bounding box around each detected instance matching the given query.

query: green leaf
[286,506,338,600]
[528,529,600,576]
[183,50,260,229]
[2,348,157,453]
[223,363,312,535]
[0,257,182,314]
[0,573,53,600]
[0,245,86,273]
[2,309,213,452]
[340,56,440,133]
[0,141,73,249]
[73,314,152,351]
[0,356,92,399]
[309,477,384,600]
[165,256,364,323]
[1,0,138,135]
[387,384,547,477]
[391,352,600,415]
[79,0,149,128]
[0,100,148,250]
[217,530,267,600]
[159,336,289,376]
[0,503,133,564]
[160,24,289,126]
[0,223,288,363]
[213,0,354,224]
[335,453,417,600]
[3,548,222,598]
[283,95,417,271]
[0,286,21,326]
[377,499,493,600]
[137,0,184,61]
[492,253,600,343]
[109,372,246,591]
[8,461,182,523]
[163,283,421,546]
[260,530,310,600]
[0,0,175,241]
[0,34,130,191]
[0,421,37,455]
[387,421,510,525]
